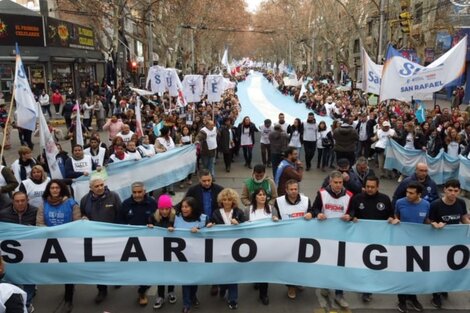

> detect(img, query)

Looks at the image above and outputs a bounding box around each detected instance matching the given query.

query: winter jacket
[80,188,122,222]
[0,204,37,225]
[210,207,246,224]
[333,125,358,152]
[119,195,156,225]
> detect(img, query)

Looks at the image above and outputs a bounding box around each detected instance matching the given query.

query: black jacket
[355,119,376,140]
[119,195,156,225]
[80,188,122,223]
[218,125,236,153]
[236,122,258,145]
[0,204,37,225]
[210,207,246,224]
[178,183,224,217]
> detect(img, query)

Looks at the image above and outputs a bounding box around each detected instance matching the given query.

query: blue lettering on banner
[399,62,421,77]
[400,81,443,92]
[166,77,173,87]
[18,64,27,79]
[368,71,381,84]
[2,219,470,294]
[211,82,218,93]
[189,84,196,94]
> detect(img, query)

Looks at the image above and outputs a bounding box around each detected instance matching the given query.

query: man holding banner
[310,170,353,309]
[118,182,156,306]
[80,178,122,304]
[393,182,430,313]
[428,179,470,308]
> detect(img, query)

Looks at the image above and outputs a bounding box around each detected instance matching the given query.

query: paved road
[3,95,470,312]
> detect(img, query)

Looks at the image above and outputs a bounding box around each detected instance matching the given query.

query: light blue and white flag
[72,145,196,201]
[14,44,37,131]
[415,100,426,124]
[384,139,460,184]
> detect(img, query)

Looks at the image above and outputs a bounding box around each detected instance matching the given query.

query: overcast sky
[245,0,264,12]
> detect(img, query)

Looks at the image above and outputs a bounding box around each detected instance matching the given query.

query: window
[414,2,423,24]
[367,21,373,36]
[353,39,360,54]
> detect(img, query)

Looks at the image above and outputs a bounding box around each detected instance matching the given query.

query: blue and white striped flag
[415,101,426,124]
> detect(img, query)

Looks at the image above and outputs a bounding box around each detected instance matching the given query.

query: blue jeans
[219,284,238,302]
[182,285,198,308]
[242,146,253,166]
[271,153,282,178]
[23,284,36,306]
[201,155,215,177]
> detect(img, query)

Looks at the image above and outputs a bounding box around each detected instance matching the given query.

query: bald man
[392,163,439,207]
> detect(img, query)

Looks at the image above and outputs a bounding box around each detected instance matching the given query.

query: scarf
[115,151,126,160]
[19,158,35,181]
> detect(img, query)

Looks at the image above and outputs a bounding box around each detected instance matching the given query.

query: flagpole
[0,88,16,162]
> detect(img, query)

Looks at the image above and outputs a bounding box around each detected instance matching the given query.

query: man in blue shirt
[392,181,430,313]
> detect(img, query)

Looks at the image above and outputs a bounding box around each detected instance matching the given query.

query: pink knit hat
[158,194,173,209]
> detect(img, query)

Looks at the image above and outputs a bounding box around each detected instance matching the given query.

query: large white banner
[361,47,383,95]
[380,37,467,101]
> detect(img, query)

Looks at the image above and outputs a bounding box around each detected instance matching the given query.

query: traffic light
[399,11,411,33]
[131,61,137,73]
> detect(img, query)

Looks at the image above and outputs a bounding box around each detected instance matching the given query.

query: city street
[1,122,469,313]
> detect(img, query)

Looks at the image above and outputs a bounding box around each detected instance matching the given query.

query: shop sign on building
[46,17,96,50]
[0,13,44,47]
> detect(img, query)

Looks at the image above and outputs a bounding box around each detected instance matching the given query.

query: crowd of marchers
[0,69,469,313]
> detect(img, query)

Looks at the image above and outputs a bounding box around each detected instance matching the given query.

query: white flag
[221,48,231,74]
[37,103,62,179]
[164,68,180,97]
[278,60,285,74]
[298,79,307,99]
[14,47,37,131]
[75,102,84,146]
[361,47,383,95]
[205,75,225,103]
[380,36,467,101]
[146,65,166,94]
[182,75,204,103]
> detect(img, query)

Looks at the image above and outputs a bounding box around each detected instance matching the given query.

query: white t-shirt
[249,206,273,221]
[240,127,252,146]
[259,125,273,144]
[404,133,415,149]
[116,131,134,143]
[375,128,396,149]
[447,141,459,157]
[289,130,302,148]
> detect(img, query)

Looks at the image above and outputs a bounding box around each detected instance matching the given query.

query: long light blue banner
[72,145,196,201]
[1,219,470,294]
